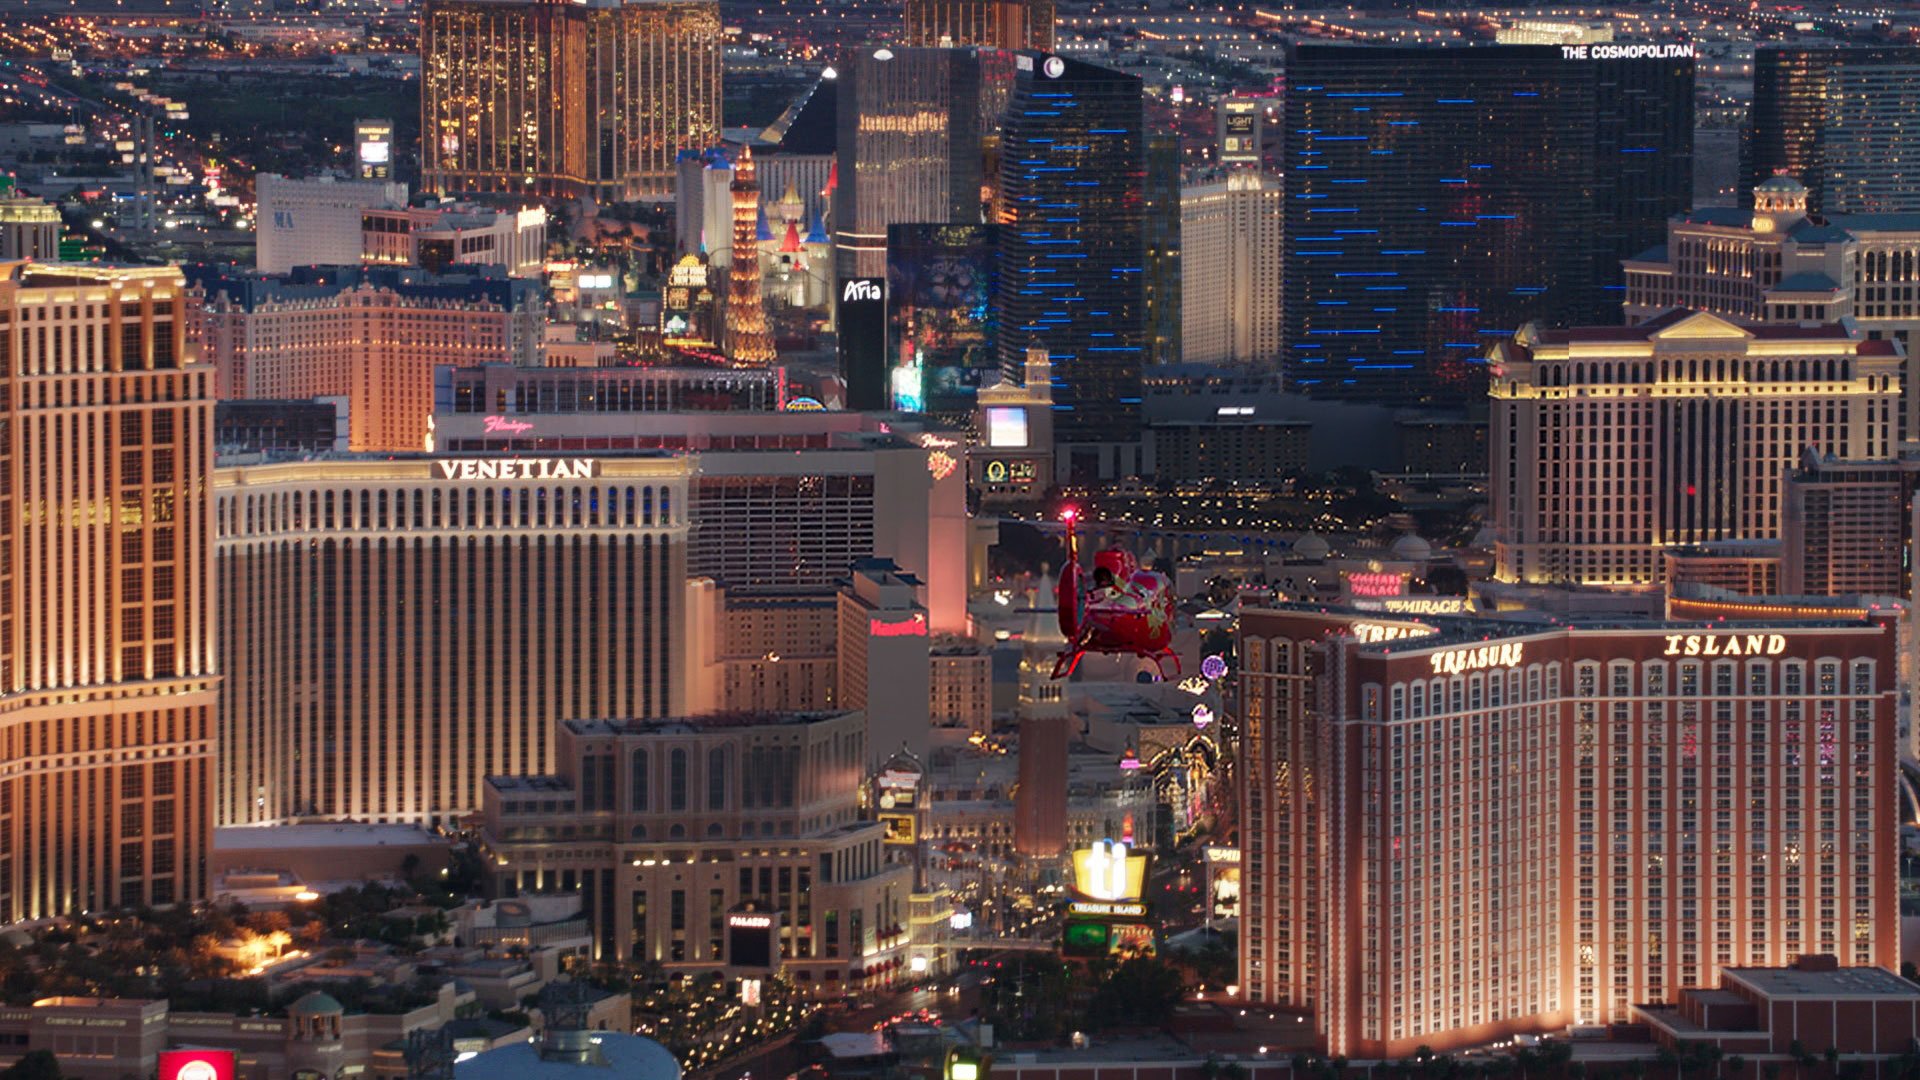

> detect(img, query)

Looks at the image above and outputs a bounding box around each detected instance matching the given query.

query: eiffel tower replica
[725,147,777,365]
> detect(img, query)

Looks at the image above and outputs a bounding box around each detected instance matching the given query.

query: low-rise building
[479,713,912,995]
[187,265,543,452]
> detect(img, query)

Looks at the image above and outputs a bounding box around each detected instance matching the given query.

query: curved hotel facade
[214,454,693,828]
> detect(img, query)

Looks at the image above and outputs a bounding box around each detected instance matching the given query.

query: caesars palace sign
[435,459,599,481]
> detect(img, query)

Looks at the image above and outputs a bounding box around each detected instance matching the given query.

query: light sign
[1560,42,1694,60]
[161,1052,236,1080]
[880,813,917,845]
[1349,621,1436,644]
[1377,597,1471,615]
[728,914,773,929]
[870,614,929,638]
[1662,633,1787,657]
[1067,900,1147,919]
[1073,840,1148,902]
[1428,642,1524,676]
[949,910,973,931]
[985,407,1029,449]
[1347,571,1407,599]
[482,415,534,435]
[434,459,597,481]
[983,459,1038,485]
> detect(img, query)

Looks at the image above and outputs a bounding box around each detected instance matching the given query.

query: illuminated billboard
[1072,840,1148,902]
[886,223,998,424]
[984,406,1028,449]
[161,1051,236,1080]
[1218,98,1262,164]
[354,118,393,180]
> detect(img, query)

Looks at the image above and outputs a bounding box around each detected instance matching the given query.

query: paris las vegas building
[1236,606,1899,1058]
[0,262,218,921]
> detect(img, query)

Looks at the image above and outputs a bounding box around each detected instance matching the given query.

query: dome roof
[1756,174,1806,193]
[1388,532,1432,562]
[1291,531,1330,561]
[289,991,344,1016]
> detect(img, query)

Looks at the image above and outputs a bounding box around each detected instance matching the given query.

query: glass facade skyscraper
[903,0,1053,51]
[1281,43,1692,404]
[1747,45,1920,215]
[833,46,1011,281]
[996,53,1146,473]
[422,0,721,201]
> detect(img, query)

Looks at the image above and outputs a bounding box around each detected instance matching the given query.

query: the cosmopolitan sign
[1561,43,1695,60]
[1663,633,1787,658]
[1429,642,1524,675]
[435,459,598,481]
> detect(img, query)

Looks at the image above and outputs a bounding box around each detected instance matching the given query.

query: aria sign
[435,459,599,481]
[1662,633,1788,658]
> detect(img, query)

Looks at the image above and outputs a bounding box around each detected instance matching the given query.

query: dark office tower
[1144,130,1182,367]
[996,54,1146,481]
[1280,43,1691,404]
[833,46,1011,281]
[1590,54,1695,312]
[904,0,1052,51]
[1747,45,1920,215]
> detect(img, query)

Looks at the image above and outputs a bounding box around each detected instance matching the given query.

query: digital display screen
[359,140,391,165]
[986,407,1028,449]
[1062,921,1111,956]
[887,224,998,424]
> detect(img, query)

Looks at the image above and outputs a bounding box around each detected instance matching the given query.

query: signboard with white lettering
[434,459,598,481]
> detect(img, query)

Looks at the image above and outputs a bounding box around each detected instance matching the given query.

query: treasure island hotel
[1238,607,1898,1058]
[0,262,217,920]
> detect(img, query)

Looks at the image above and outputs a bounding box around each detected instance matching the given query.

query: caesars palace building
[1237,606,1899,1059]
[214,453,694,826]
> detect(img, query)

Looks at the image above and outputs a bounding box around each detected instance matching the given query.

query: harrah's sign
[435,458,598,481]
[1663,633,1787,658]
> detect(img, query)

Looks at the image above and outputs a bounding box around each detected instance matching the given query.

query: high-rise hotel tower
[0,262,218,920]
[422,0,722,201]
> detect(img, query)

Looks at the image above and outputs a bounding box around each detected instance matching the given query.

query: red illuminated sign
[869,614,928,638]
[161,1051,236,1080]
[1346,572,1406,598]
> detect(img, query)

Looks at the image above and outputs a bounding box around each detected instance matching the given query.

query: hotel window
[669,750,688,811]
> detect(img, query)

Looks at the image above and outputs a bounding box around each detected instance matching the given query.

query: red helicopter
[1053,509,1180,681]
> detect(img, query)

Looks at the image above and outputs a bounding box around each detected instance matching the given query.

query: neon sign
[1347,571,1406,598]
[728,914,772,929]
[870,614,928,638]
[482,415,534,435]
[1350,621,1436,644]
[928,450,958,481]
[435,459,597,481]
[1428,642,1524,676]
[1662,633,1787,657]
